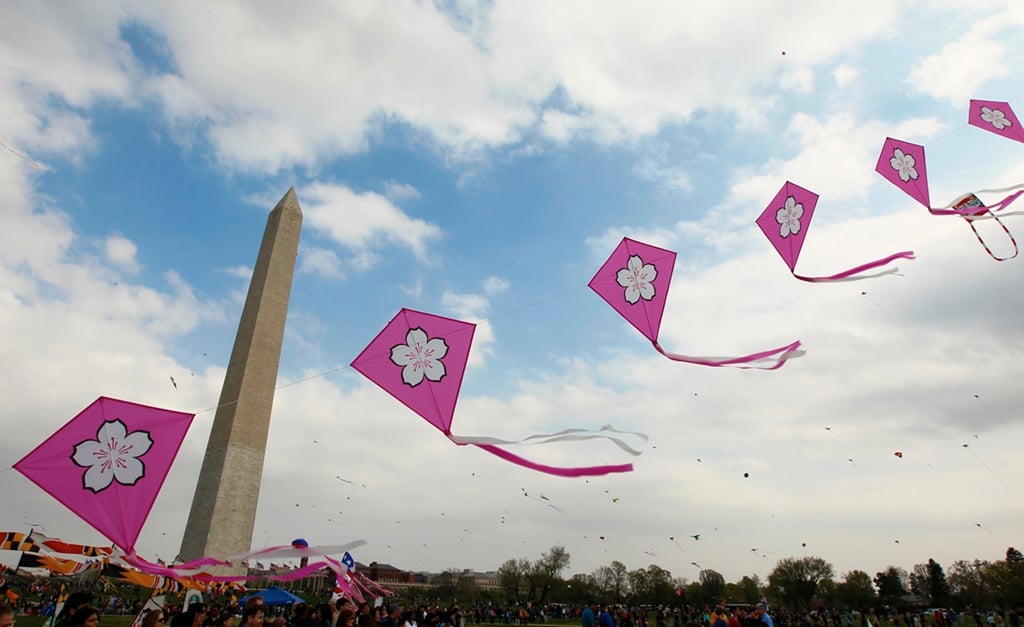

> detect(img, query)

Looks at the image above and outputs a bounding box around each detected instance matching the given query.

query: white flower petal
[97,419,128,443]
[422,358,447,382]
[121,431,153,457]
[113,456,145,486]
[423,337,448,361]
[72,440,104,467]
[405,327,428,348]
[626,255,643,273]
[623,284,641,304]
[640,263,658,284]
[390,344,416,367]
[638,281,656,301]
[615,268,633,288]
[401,363,425,386]
[83,462,115,492]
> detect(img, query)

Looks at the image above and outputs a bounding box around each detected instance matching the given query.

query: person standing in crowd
[712,607,728,627]
[69,606,101,627]
[755,606,773,627]
[242,606,265,627]
[311,605,333,627]
[0,603,14,627]
[598,606,615,627]
[582,602,598,627]
[336,609,356,627]
[142,610,167,627]
[56,592,95,627]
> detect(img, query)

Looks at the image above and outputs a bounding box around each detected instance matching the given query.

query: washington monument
[179,188,302,564]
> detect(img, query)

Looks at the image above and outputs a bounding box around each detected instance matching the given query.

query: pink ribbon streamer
[792,251,916,283]
[652,339,804,370]
[472,443,634,477]
[927,189,1024,217]
[929,189,1023,260]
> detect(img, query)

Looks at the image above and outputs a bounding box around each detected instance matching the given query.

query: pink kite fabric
[351,308,644,476]
[756,181,915,282]
[969,99,1024,144]
[876,136,1022,260]
[120,540,368,582]
[588,237,675,343]
[14,397,195,552]
[590,237,804,369]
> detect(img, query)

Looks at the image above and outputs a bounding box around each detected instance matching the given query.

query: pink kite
[876,136,1022,260]
[968,99,1024,144]
[14,397,195,552]
[756,181,915,282]
[589,237,803,369]
[351,308,646,477]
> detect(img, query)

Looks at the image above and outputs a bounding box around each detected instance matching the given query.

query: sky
[1,0,1023,587]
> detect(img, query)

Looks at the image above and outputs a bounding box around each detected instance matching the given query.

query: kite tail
[793,251,915,283]
[473,443,633,477]
[929,187,1024,216]
[449,424,648,456]
[966,211,1018,261]
[652,339,804,370]
[933,189,1022,260]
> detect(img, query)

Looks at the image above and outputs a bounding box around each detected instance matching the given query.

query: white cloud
[298,246,344,280]
[223,265,252,280]
[440,290,496,367]
[104,234,140,272]
[302,182,443,267]
[833,64,859,88]
[381,181,421,202]
[907,5,1024,104]
[483,276,509,295]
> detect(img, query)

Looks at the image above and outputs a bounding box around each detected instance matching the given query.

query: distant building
[367,561,416,584]
[359,563,500,592]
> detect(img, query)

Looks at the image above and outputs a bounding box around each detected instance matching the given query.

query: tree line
[481,546,1024,610]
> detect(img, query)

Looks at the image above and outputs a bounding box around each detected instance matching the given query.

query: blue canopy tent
[240,586,306,606]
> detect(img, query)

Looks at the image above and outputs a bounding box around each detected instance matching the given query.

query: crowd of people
[2,591,1020,627]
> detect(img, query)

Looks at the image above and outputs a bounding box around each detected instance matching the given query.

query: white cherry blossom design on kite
[390,327,448,386]
[889,147,919,182]
[980,106,1012,130]
[616,254,658,304]
[775,195,804,238]
[72,419,153,493]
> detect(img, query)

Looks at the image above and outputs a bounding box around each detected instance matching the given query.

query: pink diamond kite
[351,308,474,437]
[876,137,931,208]
[590,237,803,369]
[756,181,818,273]
[352,308,644,476]
[588,237,675,343]
[969,99,1024,144]
[757,181,914,282]
[14,397,195,552]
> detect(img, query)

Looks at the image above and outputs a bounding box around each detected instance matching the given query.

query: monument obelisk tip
[273,186,302,217]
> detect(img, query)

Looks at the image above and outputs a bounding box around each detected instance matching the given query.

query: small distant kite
[690,534,701,541]
[352,308,646,477]
[894,451,903,458]
[876,129,1023,261]
[590,237,803,369]
[757,181,914,282]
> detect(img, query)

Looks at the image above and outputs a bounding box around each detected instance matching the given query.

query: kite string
[0,139,49,171]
